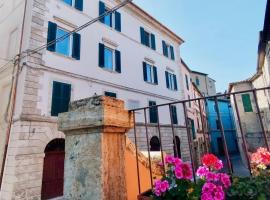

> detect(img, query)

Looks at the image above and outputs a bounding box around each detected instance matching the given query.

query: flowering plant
[152,155,200,200]
[196,154,231,200]
[250,147,270,176]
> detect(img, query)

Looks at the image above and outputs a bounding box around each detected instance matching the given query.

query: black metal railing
[128,86,270,194]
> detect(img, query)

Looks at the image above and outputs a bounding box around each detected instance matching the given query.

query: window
[143,62,158,84]
[149,101,158,123]
[241,94,253,112]
[99,43,121,73]
[140,27,156,50]
[104,91,117,98]
[170,105,178,125]
[195,76,200,86]
[62,0,83,11]
[99,1,121,32]
[162,41,175,60]
[165,71,177,90]
[185,74,189,90]
[47,22,81,60]
[51,81,71,116]
[188,118,196,139]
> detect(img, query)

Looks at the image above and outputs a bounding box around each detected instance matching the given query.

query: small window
[99,43,121,73]
[104,91,117,98]
[56,28,71,56]
[196,77,200,86]
[165,71,178,91]
[140,27,156,50]
[51,81,71,116]
[143,62,158,84]
[185,74,189,90]
[162,41,175,60]
[62,0,83,11]
[241,94,253,112]
[149,101,158,123]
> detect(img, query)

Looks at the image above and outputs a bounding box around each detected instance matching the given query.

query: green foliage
[226,176,270,200]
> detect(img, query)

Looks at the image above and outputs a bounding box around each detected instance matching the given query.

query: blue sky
[133,0,267,92]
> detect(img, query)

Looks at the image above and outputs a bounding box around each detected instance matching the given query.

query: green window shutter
[51,81,71,116]
[115,11,121,32]
[170,105,178,125]
[173,75,178,91]
[72,33,81,60]
[241,94,253,112]
[170,45,175,60]
[191,119,196,139]
[140,27,145,45]
[99,1,105,23]
[47,21,57,52]
[149,101,157,123]
[75,0,83,11]
[143,62,147,82]
[153,66,158,85]
[115,50,121,73]
[165,71,169,89]
[99,43,105,68]
[150,33,156,50]
[185,74,189,90]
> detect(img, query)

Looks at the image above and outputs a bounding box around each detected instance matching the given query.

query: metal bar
[214,97,233,174]
[198,99,208,153]
[169,104,179,158]
[132,111,141,194]
[232,94,252,175]
[156,107,166,175]
[143,108,153,187]
[183,102,196,182]
[203,98,212,152]
[253,90,270,150]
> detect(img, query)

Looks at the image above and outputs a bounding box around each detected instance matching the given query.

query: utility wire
[0,0,132,70]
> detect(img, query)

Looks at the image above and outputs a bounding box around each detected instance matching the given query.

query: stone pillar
[58,96,133,200]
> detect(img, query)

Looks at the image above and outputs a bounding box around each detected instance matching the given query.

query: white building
[0,0,187,199]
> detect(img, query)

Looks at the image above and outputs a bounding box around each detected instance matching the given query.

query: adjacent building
[229,0,270,158]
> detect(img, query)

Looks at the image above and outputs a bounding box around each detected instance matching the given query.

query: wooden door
[41,151,64,199]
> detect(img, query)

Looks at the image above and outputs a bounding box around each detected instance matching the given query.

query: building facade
[190,70,216,96]
[229,0,270,161]
[0,0,189,199]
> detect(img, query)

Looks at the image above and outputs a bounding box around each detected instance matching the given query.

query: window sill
[144,81,158,86]
[100,67,120,74]
[49,51,77,61]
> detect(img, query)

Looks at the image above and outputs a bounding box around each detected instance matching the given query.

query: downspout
[0,0,28,188]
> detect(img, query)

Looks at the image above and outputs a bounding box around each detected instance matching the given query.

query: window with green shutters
[185,74,189,90]
[190,119,196,139]
[51,81,71,117]
[140,27,156,50]
[241,94,253,112]
[149,101,158,123]
[170,105,178,125]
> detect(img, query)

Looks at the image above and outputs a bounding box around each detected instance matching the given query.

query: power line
[20,0,133,62]
[0,0,132,70]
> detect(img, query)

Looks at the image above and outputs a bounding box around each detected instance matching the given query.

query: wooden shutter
[162,41,168,57]
[115,11,121,32]
[170,45,175,60]
[165,71,169,89]
[143,62,147,81]
[150,33,156,50]
[140,27,145,45]
[72,33,81,60]
[115,50,121,73]
[75,0,83,11]
[51,82,71,116]
[149,101,157,123]
[105,91,117,98]
[171,105,178,124]
[99,1,105,23]
[99,43,105,68]
[185,75,189,90]
[173,75,178,90]
[153,66,158,84]
[191,119,196,139]
[47,22,57,52]
[241,94,253,112]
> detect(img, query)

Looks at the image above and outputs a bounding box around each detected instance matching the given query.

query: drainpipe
[0,0,28,188]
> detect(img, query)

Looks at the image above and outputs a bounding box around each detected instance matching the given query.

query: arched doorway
[150,136,160,151]
[173,136,181,158]
[41,139,65,200]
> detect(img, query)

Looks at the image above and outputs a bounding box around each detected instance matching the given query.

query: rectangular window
[165,71,178,91]
[104,91,117,98]
[47,22,81,60]
[99,1,121,32]
[162,41,175,60]
[170,105,178,125]
[241,94,253,112]
[143,62,158,84]
[188,118,196,139]
[185,74,189,90]
[140,27,156,50]
[51,81,71,117]
[99,43,121,73]
[62,0,83,11]
[149,101,158,123]
[196,77,200,86]
[56,28,71,56]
